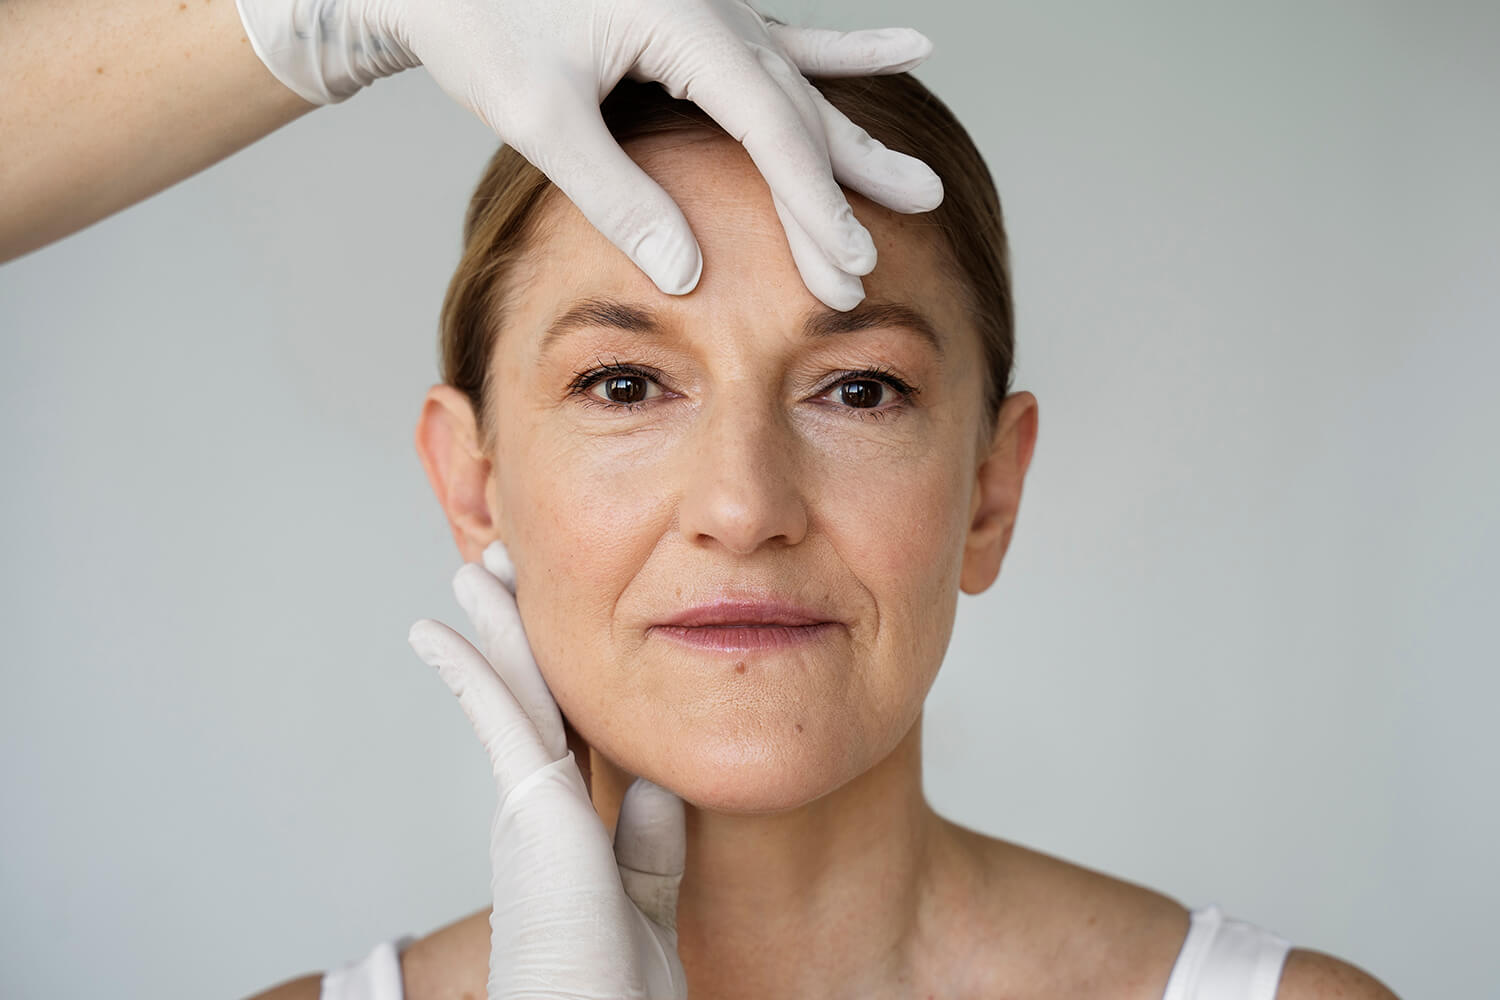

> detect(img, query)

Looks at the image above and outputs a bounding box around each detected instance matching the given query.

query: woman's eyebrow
[536,296,945,362]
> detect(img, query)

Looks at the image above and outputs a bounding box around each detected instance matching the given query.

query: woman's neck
[592,712,972,1000]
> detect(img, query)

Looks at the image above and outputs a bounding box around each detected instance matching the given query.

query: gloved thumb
[613,776,686,931]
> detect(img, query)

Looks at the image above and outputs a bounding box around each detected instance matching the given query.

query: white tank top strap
[319,934,417,1000]
[1161,903,1292,1000]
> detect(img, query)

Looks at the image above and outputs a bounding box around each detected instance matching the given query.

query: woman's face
[471,132,1032,813]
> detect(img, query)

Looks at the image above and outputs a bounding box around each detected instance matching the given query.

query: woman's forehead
[504,133,971,361]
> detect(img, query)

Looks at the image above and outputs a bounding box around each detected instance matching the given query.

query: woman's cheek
[824,439,963,576]
[820,436,969,692]
[507,441,664,719]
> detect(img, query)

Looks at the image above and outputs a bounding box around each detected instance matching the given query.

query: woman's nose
[674,393,809,555]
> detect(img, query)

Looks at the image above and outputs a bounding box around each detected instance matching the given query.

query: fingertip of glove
[452,561,486,603]
[670,250,705,297]
[637,229,703,297]
[616,777,686,876]
[879,152,945,213]
[871,26,932,55]
[407,618,448,660]
[623,775,684,813]
[481,539,517,588]
[909,171,945,213]
[818,272,867,312]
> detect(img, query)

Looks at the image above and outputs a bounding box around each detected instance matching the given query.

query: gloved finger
[506,85,703,296]
[452,561,567,762]
[674,39,877,277]
[773,190,864,311]
[804,82,945,215]
[754,20,944,218]
[614,776,686,931]
[480,539,516,592]
[407,618,555,789]
[738,45,878,308]
[767,24,934,78]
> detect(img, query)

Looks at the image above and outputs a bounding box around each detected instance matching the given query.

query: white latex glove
[407,540,688,999]
[233,0,945,310]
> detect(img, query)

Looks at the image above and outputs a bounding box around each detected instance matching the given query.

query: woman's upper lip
[656,600,835,628]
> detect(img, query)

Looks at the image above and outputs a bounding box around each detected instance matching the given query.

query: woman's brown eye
[601,376,649,404]
[839,380,885,408]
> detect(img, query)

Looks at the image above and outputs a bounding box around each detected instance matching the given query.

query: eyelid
[814,365,920,400]
[565,361,669,397]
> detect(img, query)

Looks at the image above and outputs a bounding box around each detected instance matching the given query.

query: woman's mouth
[649,598,843,652]
[650,622,842,652]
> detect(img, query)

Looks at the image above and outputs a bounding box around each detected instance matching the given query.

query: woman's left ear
[414,383,502,564]
[960,391,1039,594]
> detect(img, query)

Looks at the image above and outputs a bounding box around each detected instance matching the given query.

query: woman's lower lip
[650,623,841,651]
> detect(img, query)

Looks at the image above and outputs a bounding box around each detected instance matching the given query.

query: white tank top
[321,903,1291,1000]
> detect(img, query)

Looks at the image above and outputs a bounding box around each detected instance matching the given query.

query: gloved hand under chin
[407,540,688,999]
[233,0,945,310]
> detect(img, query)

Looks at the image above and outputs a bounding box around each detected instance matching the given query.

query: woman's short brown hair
[439,73,1013,449]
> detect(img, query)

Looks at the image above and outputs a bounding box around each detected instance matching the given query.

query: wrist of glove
[234,0,420,105]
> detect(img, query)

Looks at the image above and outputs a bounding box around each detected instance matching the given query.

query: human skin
[423,129,1037,807]
[0,0,315,262]
[414,128,1040,997]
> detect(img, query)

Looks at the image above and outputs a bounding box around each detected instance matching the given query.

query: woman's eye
[820,368,918,419]
[592,374,659,405]
[835,379,888,409]
[593,375,660,406]
[570,366,665,409]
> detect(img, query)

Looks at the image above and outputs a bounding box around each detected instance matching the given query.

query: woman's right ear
[414,383,501,564]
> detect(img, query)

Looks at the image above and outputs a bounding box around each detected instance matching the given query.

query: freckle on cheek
[795,723,804,734]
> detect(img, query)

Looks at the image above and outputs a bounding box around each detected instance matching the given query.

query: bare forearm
[0,0,317,263]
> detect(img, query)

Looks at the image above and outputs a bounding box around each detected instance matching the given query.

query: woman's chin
[672,774,844,815]
[628,733,865,816]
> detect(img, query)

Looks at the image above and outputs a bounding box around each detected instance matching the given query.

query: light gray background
[2,2,1495,997]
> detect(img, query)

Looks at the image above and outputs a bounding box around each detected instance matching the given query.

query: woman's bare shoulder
[1277,948,1401,999]
[960,830,1402,1000]
[243,909,490,1000]
[398,907,491,1000]
[948,824,1192,1000]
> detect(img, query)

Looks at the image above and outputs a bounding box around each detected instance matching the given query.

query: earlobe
[959,391,1039,595]
[413,384,500,564]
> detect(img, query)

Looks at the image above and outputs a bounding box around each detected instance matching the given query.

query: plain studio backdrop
[2,2,1495,997]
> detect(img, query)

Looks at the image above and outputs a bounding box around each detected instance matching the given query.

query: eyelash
[565,359,920,422]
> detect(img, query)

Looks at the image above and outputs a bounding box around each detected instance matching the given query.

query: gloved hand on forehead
[233,0,945,310]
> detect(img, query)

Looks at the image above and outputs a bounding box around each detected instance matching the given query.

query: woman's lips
[658,599,832,628]
[650,622,842,652]
[650,598,842,652]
